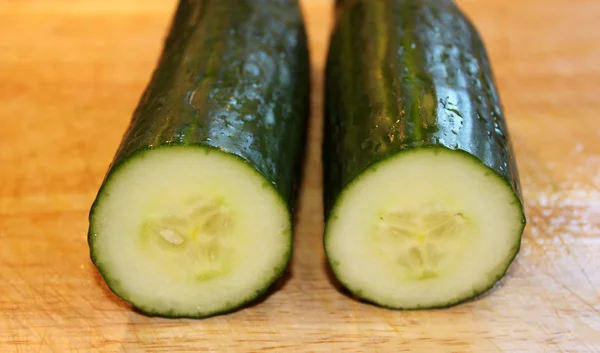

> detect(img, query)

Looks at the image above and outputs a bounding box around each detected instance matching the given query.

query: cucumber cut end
[89,146,291,318]
[325,148,524,309]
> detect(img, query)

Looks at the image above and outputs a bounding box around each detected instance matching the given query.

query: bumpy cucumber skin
[89,0,309,318]
[324,0,526,308]
[120,0,309,206]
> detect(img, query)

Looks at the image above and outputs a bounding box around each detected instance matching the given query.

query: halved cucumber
[323,0,526,309]
[89,0,308,318]
[325,148,523,309]
[90,147,290,317]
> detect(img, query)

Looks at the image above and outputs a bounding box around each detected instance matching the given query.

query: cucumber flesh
[325,148,523,309]
[90,146,290,317]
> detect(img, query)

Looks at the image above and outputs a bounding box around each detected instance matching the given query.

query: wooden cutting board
[1,0,598,351]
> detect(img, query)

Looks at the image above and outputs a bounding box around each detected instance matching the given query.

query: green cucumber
[323,0,526,309]
[88,0,309,318]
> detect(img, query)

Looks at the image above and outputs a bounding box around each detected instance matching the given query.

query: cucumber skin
[324,0,526,308]
[88,0,309,318]
[117,0,309,207]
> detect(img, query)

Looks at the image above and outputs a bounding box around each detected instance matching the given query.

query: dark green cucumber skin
[119,0,309,206]
[89,0,309,318]
[324,0,526,307]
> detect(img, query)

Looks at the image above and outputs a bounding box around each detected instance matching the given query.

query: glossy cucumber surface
[88,0,309,318]
[324,0,525,309]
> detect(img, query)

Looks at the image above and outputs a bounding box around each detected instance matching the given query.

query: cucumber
[323,0,526,309]
[88,0,309,318]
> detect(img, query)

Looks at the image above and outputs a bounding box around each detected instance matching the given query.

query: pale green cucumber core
[378,205,468,280]
[140,198,234,282]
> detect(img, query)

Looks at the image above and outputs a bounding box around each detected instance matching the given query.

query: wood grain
[0,0,599,351]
